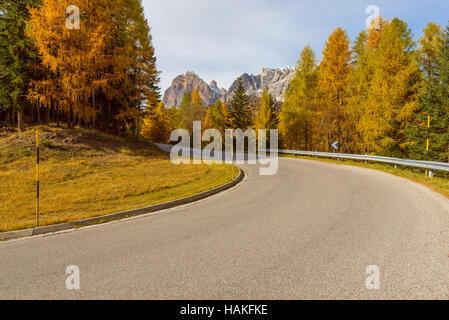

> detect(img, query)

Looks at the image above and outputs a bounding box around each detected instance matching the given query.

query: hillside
[0,126,236,232]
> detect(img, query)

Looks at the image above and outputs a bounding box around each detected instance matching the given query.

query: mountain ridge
[163,67,295,108]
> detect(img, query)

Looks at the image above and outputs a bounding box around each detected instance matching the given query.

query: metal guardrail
[274,149,449,173]
[157,143,449,173]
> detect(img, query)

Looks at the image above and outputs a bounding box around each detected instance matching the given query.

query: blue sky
[142,0,449,92]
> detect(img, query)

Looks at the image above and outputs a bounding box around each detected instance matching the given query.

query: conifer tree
[229,79,253,130]
[365,18,423,156]
[141,101,170,143]
[0,0,41,131]
[178,89,205,132]
[281,46,319,150]
[419,22,443,79]
[406,25,449,161]
[256,89,278,130]
[28,0,160,133]
[319,28,352,151]
[211,100,226,133]
[203,108,214,130]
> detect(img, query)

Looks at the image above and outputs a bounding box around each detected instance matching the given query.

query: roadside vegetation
[0,126,237,232]
[282,154,449,199]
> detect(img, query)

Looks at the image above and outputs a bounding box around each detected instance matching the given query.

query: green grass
[282,154,449,199]
[0,126,238,232]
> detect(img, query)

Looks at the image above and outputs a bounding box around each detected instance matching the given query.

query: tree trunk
[46,107,50,125]
[92,93,96,130]
[17,109,24,132]
[9,109,14,127]
[37,103,41,125]
[67,111,72,128]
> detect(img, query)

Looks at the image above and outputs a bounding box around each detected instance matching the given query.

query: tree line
[141,79,279,145]
[153,17,449,162]
[281,17,449,161]
[0,0,160,137]
[3,3,449,162]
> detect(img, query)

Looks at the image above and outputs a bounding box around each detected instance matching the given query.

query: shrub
[20,149,31,157]
[40,139,52,148]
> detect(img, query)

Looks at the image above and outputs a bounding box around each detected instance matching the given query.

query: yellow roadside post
[426,115,430,178]
[231,129,234,179]
[36,128,40,227]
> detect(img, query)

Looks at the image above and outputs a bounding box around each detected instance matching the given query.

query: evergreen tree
[229,79,253,130]
[0,0,41,131]
[406,25,449,161]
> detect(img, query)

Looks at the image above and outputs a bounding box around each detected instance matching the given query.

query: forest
[0,0,160,137]
[1,1,449,161]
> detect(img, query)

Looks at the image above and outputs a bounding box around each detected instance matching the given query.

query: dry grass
[282,154,449,199]
[0,126,237,232]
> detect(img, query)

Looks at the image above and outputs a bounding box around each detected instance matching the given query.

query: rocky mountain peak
[163,72,224,108]
[210,80,218,89]
[163,67,296,108]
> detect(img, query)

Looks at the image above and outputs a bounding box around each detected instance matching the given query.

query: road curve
[1,158,448,299]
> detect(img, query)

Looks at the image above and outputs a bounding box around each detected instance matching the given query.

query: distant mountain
[163,67,295,108]
[162,71,226,108]
[225,67,295,102]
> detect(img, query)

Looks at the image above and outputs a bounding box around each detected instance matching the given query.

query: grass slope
[282,154,449,199]
[0,126,237,232]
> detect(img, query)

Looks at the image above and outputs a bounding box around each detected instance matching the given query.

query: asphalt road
[1,158,448,299]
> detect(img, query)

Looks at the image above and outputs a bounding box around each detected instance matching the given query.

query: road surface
[1,158,448,299]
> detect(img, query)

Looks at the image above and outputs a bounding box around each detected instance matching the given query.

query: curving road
[1,158,448,299]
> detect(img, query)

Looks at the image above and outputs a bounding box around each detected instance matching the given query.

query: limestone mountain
[163,67,295,108]
[162,71,225,108]
[225,67,295,102]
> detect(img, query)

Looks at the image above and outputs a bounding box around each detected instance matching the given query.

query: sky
[142,0,449,92]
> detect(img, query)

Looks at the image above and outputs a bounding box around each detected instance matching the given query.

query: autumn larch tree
[256,89,278,131]
[210,100,226,133]
[319,28,352,152]
[366,18,423,157]
[419,22,443,79]
[280,45,319,150]
[141,101,170,143]
[178,88,205,133]
[28,0,160,134]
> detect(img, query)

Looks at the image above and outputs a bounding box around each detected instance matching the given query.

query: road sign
[331,141,340,150]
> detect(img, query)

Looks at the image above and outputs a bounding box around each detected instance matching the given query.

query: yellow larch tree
[319,28,352,152]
